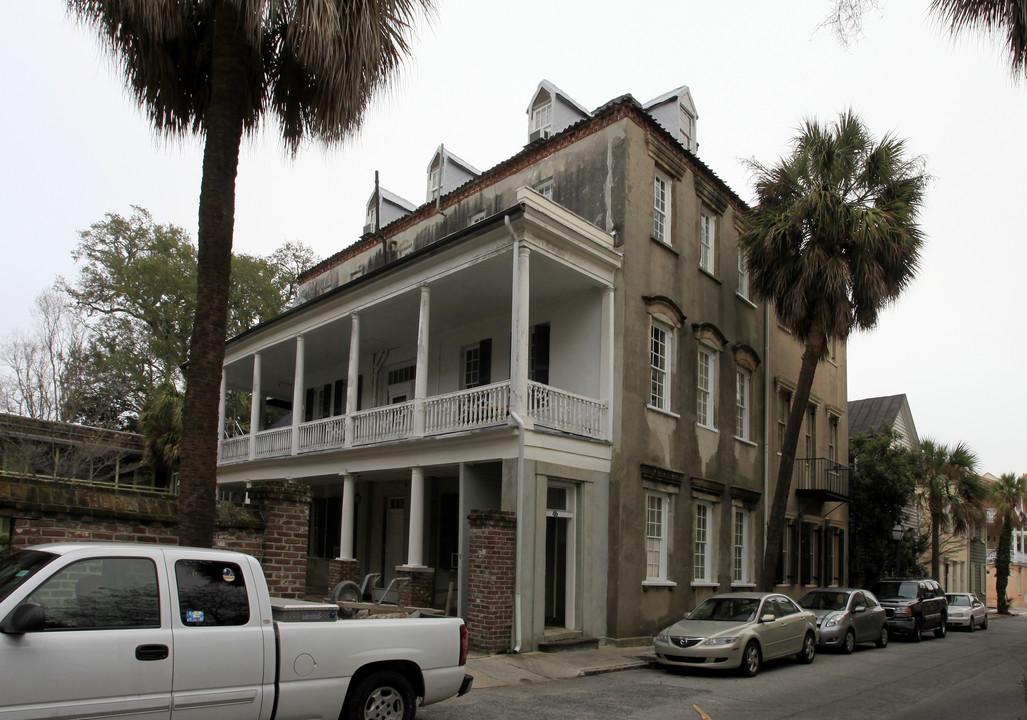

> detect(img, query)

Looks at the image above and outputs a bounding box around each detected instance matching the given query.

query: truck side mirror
[0,603,46,635]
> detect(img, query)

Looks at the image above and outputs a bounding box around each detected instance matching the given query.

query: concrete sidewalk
[466,644,656,688]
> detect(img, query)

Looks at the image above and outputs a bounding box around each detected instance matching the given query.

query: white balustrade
[254,427,292,458]
[424,382,511,435]
[298,416,346,453]
[528,381,607,439]
[353,402,414,444]
[218,436,250,463]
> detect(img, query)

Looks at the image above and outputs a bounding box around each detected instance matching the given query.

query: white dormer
[364,186,417,235]
[644,85,698,154]
[525,80,591,144]
[426,145,481,202]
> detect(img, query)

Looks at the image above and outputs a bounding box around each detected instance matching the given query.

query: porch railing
[219,435,250,463]
[299,415,346,453]
[794,457,850,499]
[424,382,511,435]
[353,402,413,445]
[529,381,606,439]
[254,427,292,459]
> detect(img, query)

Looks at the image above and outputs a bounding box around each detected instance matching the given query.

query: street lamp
[891,523,905,576]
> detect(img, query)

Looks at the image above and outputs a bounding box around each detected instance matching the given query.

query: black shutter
[531,323,550,384]
[304,388,314,422]
[333,380,345,416]
[357,375,363,411]
[320,384,331,418]
[478,338,492,385]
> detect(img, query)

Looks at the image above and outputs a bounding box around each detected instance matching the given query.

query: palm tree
[990,472,1026,613]
[138,383,183,490]
[931,0,1027,79]
[913,438,988,580]
[68,0,434,547]
[741,111,928,590]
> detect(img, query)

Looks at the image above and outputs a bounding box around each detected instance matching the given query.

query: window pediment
[733,343,761,371]
[644,296,685,328]
[692,322,727,350]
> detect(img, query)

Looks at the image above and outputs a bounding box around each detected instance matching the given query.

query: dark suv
[870,578,947,642]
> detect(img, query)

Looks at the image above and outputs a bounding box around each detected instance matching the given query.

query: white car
[945,592,988,631]
[653,592,818,677]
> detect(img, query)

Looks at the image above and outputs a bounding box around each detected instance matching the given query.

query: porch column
[218,375,227,440]
[248,352,262,460]
[601,286,614,439]
[406,466,425,567]
[345,314,360,447]
[414,285,430,436]
[291,335,305,455]
[339,473,356,560]
[510,244,531,417]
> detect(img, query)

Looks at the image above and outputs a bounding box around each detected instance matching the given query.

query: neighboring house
[215,81,850,649]
[982,471,1027,609]
[848,394,987,597]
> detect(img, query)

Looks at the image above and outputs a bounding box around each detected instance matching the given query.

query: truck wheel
[934,619,946,638]
[347,670,415,720]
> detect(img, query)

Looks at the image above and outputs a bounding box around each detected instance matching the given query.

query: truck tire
[346,670,415,720]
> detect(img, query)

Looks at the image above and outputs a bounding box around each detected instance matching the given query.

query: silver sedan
[797,588,889,653]
[945,592,988,631]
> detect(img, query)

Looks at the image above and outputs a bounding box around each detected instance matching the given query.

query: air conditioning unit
[529,127,551,143]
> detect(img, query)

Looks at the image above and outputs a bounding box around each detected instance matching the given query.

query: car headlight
[823,613,847,628]
[703,637,738,647]
[655,633,669,643]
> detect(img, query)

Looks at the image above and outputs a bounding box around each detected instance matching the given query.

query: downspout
[505,213,524,653]
[763,302,772,563]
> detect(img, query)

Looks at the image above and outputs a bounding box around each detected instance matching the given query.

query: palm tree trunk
[178,1,249,548]
[997,520,1012,614]
[761,329,825,590]
[930,513,941,580]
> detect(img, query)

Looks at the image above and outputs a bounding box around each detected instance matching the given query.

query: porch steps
[539,629,599,653]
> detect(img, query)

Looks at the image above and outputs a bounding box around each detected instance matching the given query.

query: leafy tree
[68,0,435,547]
[990,472,1026,613]
[848,428,919,585]
[913,438,988,579]
[741,111,927,590]
[824,0,1027,79]
[138,383,184,489]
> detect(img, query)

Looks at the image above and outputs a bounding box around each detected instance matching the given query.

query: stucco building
[214,81,850,649]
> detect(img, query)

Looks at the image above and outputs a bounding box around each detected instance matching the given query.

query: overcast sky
[2,1,1024,475]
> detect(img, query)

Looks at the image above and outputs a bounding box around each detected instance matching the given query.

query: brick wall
[328,558,362,592]
[397,566,435,609]
[247,481,311,599]
[465,509,516,654]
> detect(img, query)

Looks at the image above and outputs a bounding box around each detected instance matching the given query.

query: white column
[345,314,360,447]
[291,335,305,455]
[407,466,425,567]
[601,286,615,440]
[248,352,262,460]
[414,285,430,436]
[218,375,227,440]
[510,244,531,417]
[339,474,356,560]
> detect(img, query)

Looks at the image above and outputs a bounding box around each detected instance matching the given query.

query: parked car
[797,588,889,653]
[946,592,988,631]
[870,577,947,642]
[0,543,472,720]
[653,592,818,677]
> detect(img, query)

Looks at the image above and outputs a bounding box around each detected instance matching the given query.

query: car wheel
[911,618,922,643]
[739,641,761,677]
[982,614,988,630]
[934,619,947,639]
[346,670,415,720]
[968,616,975,632]
[796,632,816,664]
[875,625,889,649]
[842,629,856,654]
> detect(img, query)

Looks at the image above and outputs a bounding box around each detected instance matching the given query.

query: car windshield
[799,591,849,611]
[0,549,58,604]
[946,595,970,606]
[872,581,917,600]
[688,597,759,622]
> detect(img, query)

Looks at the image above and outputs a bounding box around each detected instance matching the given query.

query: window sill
[734,436,757,448]
[696,423,718,433]
[643,580,677,591]
[691,581,719,589]
[736,293,757,309]
[699,267,721,283]
[646,405,680,419]
[651,236,679,254]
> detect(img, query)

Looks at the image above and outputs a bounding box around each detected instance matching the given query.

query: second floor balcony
[218,190,622,469]
[794,457,850,502]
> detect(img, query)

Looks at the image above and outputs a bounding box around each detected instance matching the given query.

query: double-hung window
[733,508,751,584]
[699,210,715,273]
[646,493,669,582]
[693,502,713,583]
[735,369,751,440]
[697,347,715,429]
[531,101,552,134]
[737,247,750,300]
[650,321,671,411]
[653,173,671,244]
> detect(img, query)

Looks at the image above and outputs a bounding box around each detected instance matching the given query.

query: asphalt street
[423,615,1027,720]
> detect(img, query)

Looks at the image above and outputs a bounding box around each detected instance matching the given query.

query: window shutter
[304,388,315,422]
[479,338,492,385]
[531,324,550,384]
[333,380,344,416]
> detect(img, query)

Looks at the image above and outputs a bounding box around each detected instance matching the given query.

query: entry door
[544,484,576,629]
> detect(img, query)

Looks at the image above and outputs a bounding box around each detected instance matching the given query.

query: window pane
[694,504,708,580]
[176,559,250,627]
[30,557,160,631]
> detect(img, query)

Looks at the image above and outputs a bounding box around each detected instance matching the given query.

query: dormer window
[428,164,441,200]
[679,104,695,149]
[532,100,552,134]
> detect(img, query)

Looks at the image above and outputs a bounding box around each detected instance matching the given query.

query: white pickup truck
[0,542,472,720]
